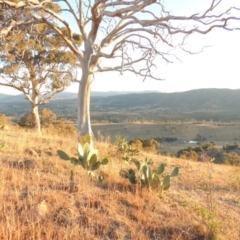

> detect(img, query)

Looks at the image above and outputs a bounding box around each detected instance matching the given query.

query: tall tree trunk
[31,104,41,133]
[77,66,93,143]
[31,86,41,133]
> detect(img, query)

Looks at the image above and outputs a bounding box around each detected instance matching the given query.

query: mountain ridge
[0,90,161,102]
[90,88,240,111]
[1,88,240,115]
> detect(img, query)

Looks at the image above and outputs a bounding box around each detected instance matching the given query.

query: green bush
[0,114,7,126]
[18,112,33,128]
[223,152,240,166]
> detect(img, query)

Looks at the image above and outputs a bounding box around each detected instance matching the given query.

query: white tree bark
[31,104,41,133]
[77,66,93,137]
[31,86,41,133]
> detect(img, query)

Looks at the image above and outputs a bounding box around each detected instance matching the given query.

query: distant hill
[90,90,160,97]
[1,89,240,121]
[90,88,240,111]
[53,90,159,99]
[0,93,26,103]
[1,88,240,111]
[0,90,159,103]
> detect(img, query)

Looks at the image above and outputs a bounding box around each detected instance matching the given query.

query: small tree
[0,2,81,133]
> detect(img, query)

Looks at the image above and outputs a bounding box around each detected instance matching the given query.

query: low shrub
[18,108,76,136]
[200,142,216,150]
[43,121,77,136]
[114,134,139,164]
[129,138,160,152]
[40,108,57,127]
[223,144,238,151]
[114,134,129,152]
[142,138,160,151]
[18,112,32,128]
[177,150,198,161]
[177,142,217,161]
[223,152,240,166]
[128,139,143,151]
[18,108,57,128]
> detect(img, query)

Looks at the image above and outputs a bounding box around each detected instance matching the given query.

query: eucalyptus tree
[0,2,81,133]
[0,0,239,141]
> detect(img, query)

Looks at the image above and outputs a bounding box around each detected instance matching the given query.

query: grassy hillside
[0,127,240,239]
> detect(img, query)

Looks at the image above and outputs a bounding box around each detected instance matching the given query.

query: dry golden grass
[0,126,240,240]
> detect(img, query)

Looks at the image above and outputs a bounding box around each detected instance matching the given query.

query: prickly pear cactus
[57,143,108,178]
[125,158,179,196]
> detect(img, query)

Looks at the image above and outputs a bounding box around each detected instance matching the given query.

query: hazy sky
[1,0,240,95]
